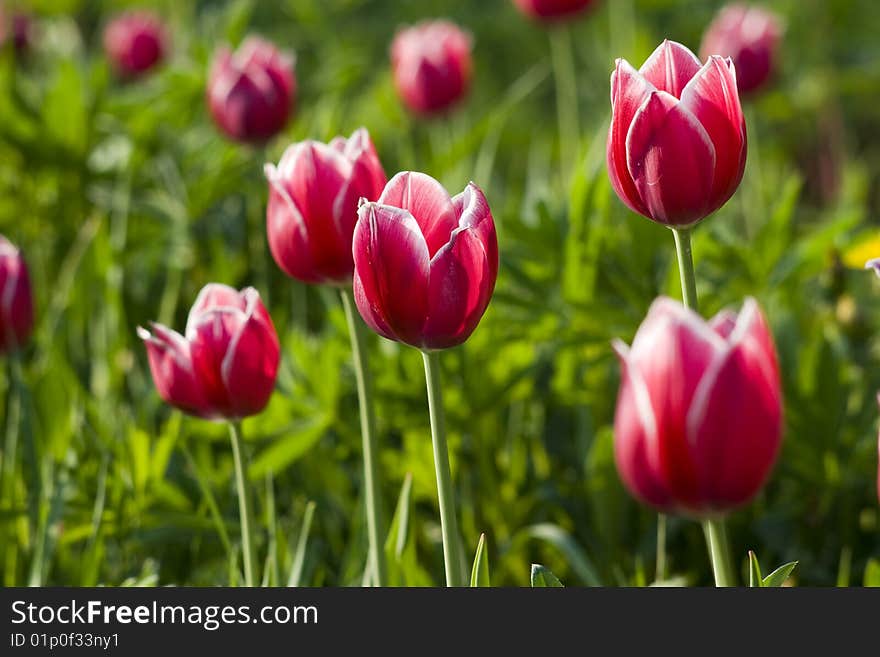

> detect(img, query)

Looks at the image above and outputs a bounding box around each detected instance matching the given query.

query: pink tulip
[103,12,167,78]
[607,40,747,228]
[0,9,32,54]
[207,37,296,144]
[613,297,782,516]
[352,172,498,350]
[700,4,783,95]
[390,21,472,117]
[0,236,34,354]
[512,0,599,21]
[265,128,387,285]
[138,284,280,420]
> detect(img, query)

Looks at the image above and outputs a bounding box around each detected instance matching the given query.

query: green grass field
[2,0,880,587]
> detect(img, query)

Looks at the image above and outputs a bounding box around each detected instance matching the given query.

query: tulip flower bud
[613,297,782,516]
[512,0,599,22]
[390,21,472,117]
[0,9,32,54]
[0,236,34,354]
[265,128,387,285]
[103,12,167,78]
[353,172,498,350]
[700,4,783,95]
[607,40,747,228]
[138,284,280,420]
[207,37,296,144]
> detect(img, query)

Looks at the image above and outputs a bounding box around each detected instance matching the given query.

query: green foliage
[530,564,563,588]
[1,0,880,587]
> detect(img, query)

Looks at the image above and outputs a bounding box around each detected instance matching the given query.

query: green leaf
[384,472,414,562]
[749,551,764,588]
[287,501,316,587]
[520,523,601,586]
[863,559,880,587]
[530,564,563,587]
[763,561,798,588]
[470,533,489,587]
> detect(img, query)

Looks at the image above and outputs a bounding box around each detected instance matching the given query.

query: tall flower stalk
[422,351,466,586]
[351,172,499,586]
[606,41,754,587]
[340,288,388,586]
[264,128,389,586]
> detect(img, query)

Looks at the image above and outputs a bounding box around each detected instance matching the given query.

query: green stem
[672,228,698,310]
[1,356,22,585]
[339,288,387,587]
[655,513,667,582]
[703,517,735,587]
[421,350,465,587]
[549,24,580,181]
[228,421,256,587]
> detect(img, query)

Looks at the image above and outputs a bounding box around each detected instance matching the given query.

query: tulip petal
[687,300,782,509]
[188,283,245,327]
[352,202,430,346]
[633,308,723,508]
[187,310,240,415]
[638,40,703,98]
[607,59,654,216]
[220,289,280,418]
[274,142,356,282]
[680,56,746,212]
[344,128,388,203]
[613,342,673,509]
[265,163,324,283]
[423,227,491,349]
[626,91,716,226]
[708,308,738,339]
[451,182,498,277]
[138,323,210,417]
[0,243,33,351]
[378,172,458,257]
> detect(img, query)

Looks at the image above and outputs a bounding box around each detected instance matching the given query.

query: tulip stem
[702,517,736,587]
[549,24,580,181]
[421,350,465,587]
[228,420,256,587]
[655,513,667,582]
[339,288,388,587]
[672,228,698,311]
[1,356,23,585]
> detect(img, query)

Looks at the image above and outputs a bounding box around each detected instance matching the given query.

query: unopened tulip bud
[138,284,280,420]
[700,4,783,95]
[390,21,472,117]
[0,235,34,354]
[103,11,167,78]
[265,128,387,285]
[607,40,747,228]
[207,37,296,144]
[512,0,599,22]
[613,297,782,516]
[353,172,498,350]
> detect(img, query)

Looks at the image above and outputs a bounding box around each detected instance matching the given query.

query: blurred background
[1,0,880,586]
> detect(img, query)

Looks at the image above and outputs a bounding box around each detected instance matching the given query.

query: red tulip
[512,0,599,22]
[0,9,32,54]
[613,297,782,516]
[138,284,280,420]
[265,128,387,285]
[390,21,472,116]
[607,40,747,228]
[0,236,34,354]
[103,12,167,78]
[207,37,296,144]
[353,172,498,350]
[700,4,783,95]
